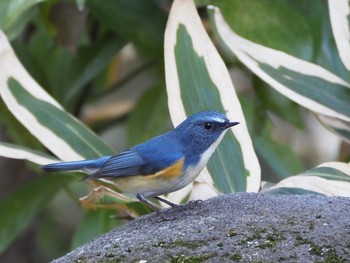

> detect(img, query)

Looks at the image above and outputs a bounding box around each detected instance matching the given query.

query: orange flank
[148,158,184,180]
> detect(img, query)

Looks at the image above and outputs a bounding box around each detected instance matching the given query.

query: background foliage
[0,0,349,262]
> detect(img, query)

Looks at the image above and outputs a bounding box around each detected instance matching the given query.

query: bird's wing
[90,150,146,178]
[90,136,184,179]
[133,133,184,174]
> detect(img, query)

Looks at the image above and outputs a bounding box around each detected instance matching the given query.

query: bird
[42,110,239,214]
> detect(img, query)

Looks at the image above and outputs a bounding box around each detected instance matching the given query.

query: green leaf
[0,0,45,35]
[64,36,126,107]
[12,27,125,110]
[164,0,260,195]
[255,135,304,182]
[198,0,313,60]
[286,0,325,60]
[87,0,167,57]
[13,26,73,101]
[0,174,77,254]
[11,31,52,93]
[127,85,170,146]
[2,7,36,40]
[253,77,304,129]
[71,209,122,249]
[14,25,116,100]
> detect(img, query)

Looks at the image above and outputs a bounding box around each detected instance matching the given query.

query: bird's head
[174,111,239,156]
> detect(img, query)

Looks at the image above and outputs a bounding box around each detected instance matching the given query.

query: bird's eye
[203,122,212,130]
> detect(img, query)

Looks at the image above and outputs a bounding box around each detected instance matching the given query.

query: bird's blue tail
[42,156,111,173]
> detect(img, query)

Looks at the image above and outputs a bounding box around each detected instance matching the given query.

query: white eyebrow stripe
[210,117,226,123]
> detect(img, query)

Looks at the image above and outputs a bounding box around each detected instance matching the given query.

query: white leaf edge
[164,0,261,203]
[265,162,350,197]
[0,30,84,161]
[328,0,350,71]
[0,142,57,165]
[209,6,350,123]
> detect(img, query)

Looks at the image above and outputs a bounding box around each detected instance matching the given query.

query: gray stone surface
[53,193,350,262]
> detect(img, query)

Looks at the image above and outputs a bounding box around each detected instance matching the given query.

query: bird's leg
[137,194,173,221]
[154,196,178,208]
[136,193,160,212]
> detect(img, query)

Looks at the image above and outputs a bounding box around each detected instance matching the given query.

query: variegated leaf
[209,6,350,124]
[0,31,113,161]
[164,0,261,202]
[264,162,350,196]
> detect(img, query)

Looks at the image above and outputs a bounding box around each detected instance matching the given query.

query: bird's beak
[222,121,239,130]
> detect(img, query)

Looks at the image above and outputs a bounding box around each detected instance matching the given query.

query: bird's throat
[183,130,227,183]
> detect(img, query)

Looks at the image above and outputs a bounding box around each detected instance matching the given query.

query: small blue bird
[43,111,239,212]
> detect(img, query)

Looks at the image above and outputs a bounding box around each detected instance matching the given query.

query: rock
[52,193,350,262]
